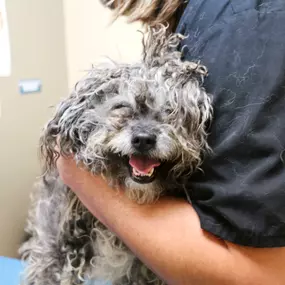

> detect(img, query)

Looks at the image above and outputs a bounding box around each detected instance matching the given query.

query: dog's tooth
[148,168,154,176]
[144,168,154,177]
[132,167,154,177]
[133,168,142,177]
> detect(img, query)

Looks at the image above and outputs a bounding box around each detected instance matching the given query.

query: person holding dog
[56,1,285,284]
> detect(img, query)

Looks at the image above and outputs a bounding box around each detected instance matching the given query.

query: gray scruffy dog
[19,25,212,285]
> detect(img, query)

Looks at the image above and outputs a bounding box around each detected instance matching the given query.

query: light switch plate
[19,79,42,94]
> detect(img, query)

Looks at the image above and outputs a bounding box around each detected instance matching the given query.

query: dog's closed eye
[111,102,131,110]
[109,103,133,124]
[163,106,174,116]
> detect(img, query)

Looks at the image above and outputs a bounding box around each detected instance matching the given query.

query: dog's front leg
[19,173,72,285]
[19,237,64,285]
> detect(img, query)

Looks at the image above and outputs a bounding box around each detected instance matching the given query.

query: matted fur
[19,25,212,285]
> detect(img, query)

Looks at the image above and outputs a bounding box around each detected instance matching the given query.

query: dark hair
[100,0,187,31]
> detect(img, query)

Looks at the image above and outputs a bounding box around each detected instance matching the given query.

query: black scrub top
[177,0,285,247]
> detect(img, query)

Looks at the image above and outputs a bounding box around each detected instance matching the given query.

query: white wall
[63,0,143,89]
[0,0,143,258]
[0,0,68,257]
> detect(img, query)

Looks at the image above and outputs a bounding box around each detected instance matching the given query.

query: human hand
[55,154,87,192]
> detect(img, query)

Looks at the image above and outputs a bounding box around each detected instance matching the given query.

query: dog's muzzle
[128,131,161,184]
[129,154,161,184]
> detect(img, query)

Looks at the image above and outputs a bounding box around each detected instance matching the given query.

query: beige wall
[0,0,143,258]
[0,0,68,257]
[63,0,143,89]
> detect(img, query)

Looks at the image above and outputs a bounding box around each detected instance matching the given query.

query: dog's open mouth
[129,155,161,184]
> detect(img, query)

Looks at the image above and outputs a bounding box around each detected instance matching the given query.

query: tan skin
[55,153,285,285]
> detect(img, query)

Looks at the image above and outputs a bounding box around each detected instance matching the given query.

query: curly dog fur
[19,25,212,285]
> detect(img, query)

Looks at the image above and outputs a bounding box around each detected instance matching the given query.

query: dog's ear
[142,25,208,85]
[40,66,124,171]
[142,24,184,68]
[167,77,213,173]
[143,25,213,172]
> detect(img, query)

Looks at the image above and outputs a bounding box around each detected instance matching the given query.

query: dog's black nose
[132,133,156,152]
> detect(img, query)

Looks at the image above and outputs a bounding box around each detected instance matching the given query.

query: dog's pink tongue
[129,155,160,173]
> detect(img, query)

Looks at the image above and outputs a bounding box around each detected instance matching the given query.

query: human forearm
[75,179,271,285]
[57,157,285,285]
[81,191,234,285]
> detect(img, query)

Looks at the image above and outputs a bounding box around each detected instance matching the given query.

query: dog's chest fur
[20,171,165,285]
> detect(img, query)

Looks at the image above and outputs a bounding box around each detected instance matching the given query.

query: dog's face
[98,81,181,185]
[41,26,212,203]
[81,78,202,202]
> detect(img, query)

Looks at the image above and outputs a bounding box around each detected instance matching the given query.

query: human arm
[56,155,285,285]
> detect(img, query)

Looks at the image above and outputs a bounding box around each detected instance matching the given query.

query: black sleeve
[176,0,285,247]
